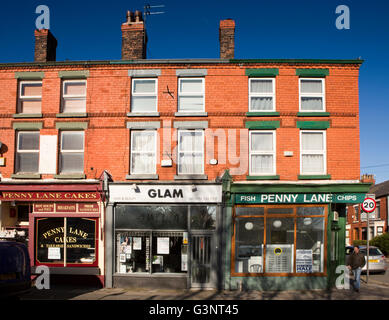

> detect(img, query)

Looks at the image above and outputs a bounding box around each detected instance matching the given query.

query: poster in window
[119,253,126,263]
[296,249,313,273]
[133,237,142,250]
[48,247,61,260]
[157,237,170,254]
[181,253,188,271]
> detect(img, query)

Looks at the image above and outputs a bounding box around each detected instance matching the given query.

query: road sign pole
[366,210,369,284]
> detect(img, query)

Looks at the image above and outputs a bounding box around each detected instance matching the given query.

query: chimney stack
[34,29,57,62]
[121,10,147,60]
[219,19,235,59]
[361,174,376,185]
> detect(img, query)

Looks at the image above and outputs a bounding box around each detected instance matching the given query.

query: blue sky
[0,0,388,183]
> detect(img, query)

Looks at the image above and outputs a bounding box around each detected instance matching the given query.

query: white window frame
[248,78,276,112]
[18,80,42,113]
[300,130,327,175]
[59,131,85,174]
[130,130,157,175]
[177,78,205,112]
[16,131,40,173]
[131,78,158,113]
[299,78,326,112]
[249,130,276,176]
[61,79,87,113]
[177,129,204,175]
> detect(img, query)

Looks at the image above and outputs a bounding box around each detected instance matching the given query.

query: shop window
[249,131,276,175]
[300,131,326,175]
[177,130,204,175]
[116,231,187,274]
[299,78,325,112]
[249,78,275,111]
[178,78,204,112]
[18,81,42,113]
[131,78,157,112]
[59,131,84,174]
[236,206,264,216]
[296,217,324,273]
[190,206,216,230]
[232,205,326,275]
[130,130,157,174]
[235,218,264,273]
[15,131,40,173]
[35,217,97,266]
[266,217,294,273]
[17,205,30,222]
[115,206,188,230]
[61,80,87,113]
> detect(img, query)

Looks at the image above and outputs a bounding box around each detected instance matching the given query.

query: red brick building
[346,176,388,245]
[0,12,370,290]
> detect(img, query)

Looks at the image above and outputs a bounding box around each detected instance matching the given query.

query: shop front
[105,183,222,289]
[222,178,371,291]
[0,184,105,285]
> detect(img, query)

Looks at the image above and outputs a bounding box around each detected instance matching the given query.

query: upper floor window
[131,78,157,113]
[130,130,157,174]
[178,78,204,112]
[15,131,40,173]
[61,80,87,113]
[299,78,325,112]
[18,81,42,114]
[249,131,276,175]
[59,131,84,174]
[177,130,204,175]
[300,131,326,175]
[249,78,275,111]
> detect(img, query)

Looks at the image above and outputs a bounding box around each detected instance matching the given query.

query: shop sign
[78,203,100,213]
[235,193,366,204]
[34,203,55,213]
[109,185,222,203]
[0,191,100,202]
[55,203,77,212]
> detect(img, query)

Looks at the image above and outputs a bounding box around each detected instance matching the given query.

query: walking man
[346,245,366,292]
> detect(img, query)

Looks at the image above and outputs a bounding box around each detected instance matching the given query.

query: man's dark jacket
[347,252,366,270]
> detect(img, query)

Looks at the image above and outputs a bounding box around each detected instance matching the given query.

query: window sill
[54,173,86,179]
[246,175,280,180]
[13,113,43,118]
[11,173,41,179]
[174,112,208,117]
[56,113,88,118]
[126,174,159,180]
[297,112,330,117]
[298,174,331,180]
[174,174,208,180]
[246,112,280,117]
[127,112,160,117]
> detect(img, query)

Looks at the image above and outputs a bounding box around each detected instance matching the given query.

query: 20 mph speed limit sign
[362,197,376,213]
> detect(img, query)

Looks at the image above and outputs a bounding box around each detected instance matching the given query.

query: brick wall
[0,63,361,182]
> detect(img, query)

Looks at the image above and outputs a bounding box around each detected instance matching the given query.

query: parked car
[0,240,32,299]
[345,245,387,274]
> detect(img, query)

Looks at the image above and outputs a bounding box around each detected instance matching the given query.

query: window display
[35,217,97,266]
[232,205,326,275]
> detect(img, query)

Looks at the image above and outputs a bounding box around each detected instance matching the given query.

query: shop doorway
[190,232,216,288]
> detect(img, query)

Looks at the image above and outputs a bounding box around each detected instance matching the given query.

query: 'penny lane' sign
[235,193,366,204]
[0,192,100,202]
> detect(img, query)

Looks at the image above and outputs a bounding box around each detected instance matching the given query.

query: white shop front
[106,183,222,289]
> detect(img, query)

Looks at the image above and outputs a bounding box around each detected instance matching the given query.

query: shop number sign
[362,198,376,213]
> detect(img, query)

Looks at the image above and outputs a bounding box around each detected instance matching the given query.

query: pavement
[17,279,389,300]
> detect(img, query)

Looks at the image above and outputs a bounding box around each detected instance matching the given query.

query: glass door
[190,232,215,288]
